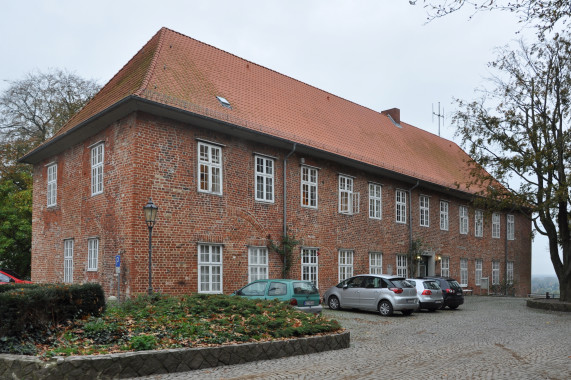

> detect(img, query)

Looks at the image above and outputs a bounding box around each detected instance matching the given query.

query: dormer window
[216,96,232,109]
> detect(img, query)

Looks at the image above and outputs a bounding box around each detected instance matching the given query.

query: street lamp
[143,198,158,295]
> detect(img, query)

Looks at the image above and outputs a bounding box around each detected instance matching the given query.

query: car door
[341,277,363,308]
[358,276,382,311]
[266,281,289,301]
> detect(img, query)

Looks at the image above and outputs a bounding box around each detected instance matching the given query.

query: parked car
[407,278,443,311]
[233,279,323,314]
[421,276,464,309]
[323,274,418,316]
[0,269,32,285]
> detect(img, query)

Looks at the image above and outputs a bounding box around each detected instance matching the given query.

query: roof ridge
[135,27,167,96]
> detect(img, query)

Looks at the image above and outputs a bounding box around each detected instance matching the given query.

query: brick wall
[31,111,532,297]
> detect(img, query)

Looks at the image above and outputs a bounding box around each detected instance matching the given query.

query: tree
[0,68,99,145]
[419,0,571,35]
[452,34,571,301]
[0,69,100,277]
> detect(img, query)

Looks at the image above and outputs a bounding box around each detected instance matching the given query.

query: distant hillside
[531,276,560,296]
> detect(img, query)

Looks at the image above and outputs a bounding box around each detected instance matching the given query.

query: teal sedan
[233,279,323,314]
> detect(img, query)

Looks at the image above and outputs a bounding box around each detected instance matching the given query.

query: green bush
[0,283,106,337]
[129,335,157,351]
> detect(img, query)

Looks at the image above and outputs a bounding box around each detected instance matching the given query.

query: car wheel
[449,305,459,310]
[402,310,413,316]
[328,296,341,310]
[378,300,393,317]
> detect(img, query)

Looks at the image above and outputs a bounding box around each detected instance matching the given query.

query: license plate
[407,299,416,303]
[304,300,315,306]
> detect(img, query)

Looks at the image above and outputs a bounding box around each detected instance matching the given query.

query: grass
[0,293,342,359]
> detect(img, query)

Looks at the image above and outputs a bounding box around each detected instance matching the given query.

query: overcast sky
[1,0,556,276]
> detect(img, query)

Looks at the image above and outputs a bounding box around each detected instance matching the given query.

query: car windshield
[293,282,319,295]
[389,279,414,288]
[448,280,462,290]
[424,281,440,290]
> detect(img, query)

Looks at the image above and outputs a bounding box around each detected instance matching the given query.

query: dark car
[0,269,32,285]
[421,276,464,309]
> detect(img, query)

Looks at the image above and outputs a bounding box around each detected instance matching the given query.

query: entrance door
[418,257,428,277]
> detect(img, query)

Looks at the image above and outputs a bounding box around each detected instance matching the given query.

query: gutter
[408,180,420,257]
[283,143,297,238]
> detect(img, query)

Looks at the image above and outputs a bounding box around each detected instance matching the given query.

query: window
[492,260,500,285]
[459,206,469,235]
[369,183,382,219]
[301,166,318,208]
[419,195,429,227]
[396,255,407,277]
[441,256,450,277]
[475,259,483,286]
[395,190,407,224]
[492,213,500,238]
[87,238,99,271]
[507,214,515,240]
[338,250,354,282]
[268,281,287,296]
[339,175,359,215]
[440,201,449,231]
[475,210,484,237]
[91,143,104,196]
[198,142,222,194]
[198,244,222,293]
[369,252,382,274]
[255,155,274,202]
[64,239,74,283]
[47,164,57,207]
[507,261,514,285]
[248,247,268,282]
[460,258,468,286]
[301,248,318,287]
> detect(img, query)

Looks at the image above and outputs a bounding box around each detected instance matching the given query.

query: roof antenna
[432,102,444,137]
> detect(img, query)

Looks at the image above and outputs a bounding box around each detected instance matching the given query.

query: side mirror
[343,284,348,289]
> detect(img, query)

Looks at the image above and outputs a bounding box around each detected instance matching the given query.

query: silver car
[323,274,418,316]
[407,278,444,311]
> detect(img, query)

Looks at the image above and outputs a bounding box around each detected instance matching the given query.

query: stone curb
[0,331,350,380]
[526,298,571,312]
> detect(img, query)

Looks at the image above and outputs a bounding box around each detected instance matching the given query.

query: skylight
[216,96,232,109]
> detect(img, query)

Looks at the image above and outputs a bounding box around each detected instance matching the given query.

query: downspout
[408,180,420,275]
[283,143,297,275]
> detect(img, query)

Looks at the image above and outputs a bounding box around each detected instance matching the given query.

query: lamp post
[143,198,158,295]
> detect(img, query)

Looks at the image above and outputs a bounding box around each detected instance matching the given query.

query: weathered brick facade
[30,111,531,298]
[25,28,532,298]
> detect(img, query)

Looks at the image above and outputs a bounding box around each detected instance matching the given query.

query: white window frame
[396,254,407,277]
[460,258,468,286]
[441,256,450,277]
[301,166,318,209]
[492,212,501,238]
[440,201,449,231]
[475,210,484,237]
[369,183,382,220]
[64,239,74,283]
[198,244,223,293]
[338,250,354,282]
[459,206,469,235]
[47,164,57,207]
[87,238,99,271]
[395,189,407,224]
[301,248,319,287]
[507,214,515,240]
[492,260,500,285]
[91,143,104,196]
[255,155,274,202]
[475,259,483,286]
[339,175,359,215]
[420,195,430,227]
[507,261,514,285]
[198,142,222,195]
[248,246,268,282]
[369,252,383,274]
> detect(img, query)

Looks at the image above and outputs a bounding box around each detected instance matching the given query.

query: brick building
[21,28,531,298]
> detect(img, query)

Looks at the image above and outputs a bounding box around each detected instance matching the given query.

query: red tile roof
[48,27,487,194]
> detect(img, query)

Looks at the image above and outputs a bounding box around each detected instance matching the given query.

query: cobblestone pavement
[132,297,571,379]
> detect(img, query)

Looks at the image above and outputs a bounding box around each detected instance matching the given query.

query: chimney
[381,108,400,125]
